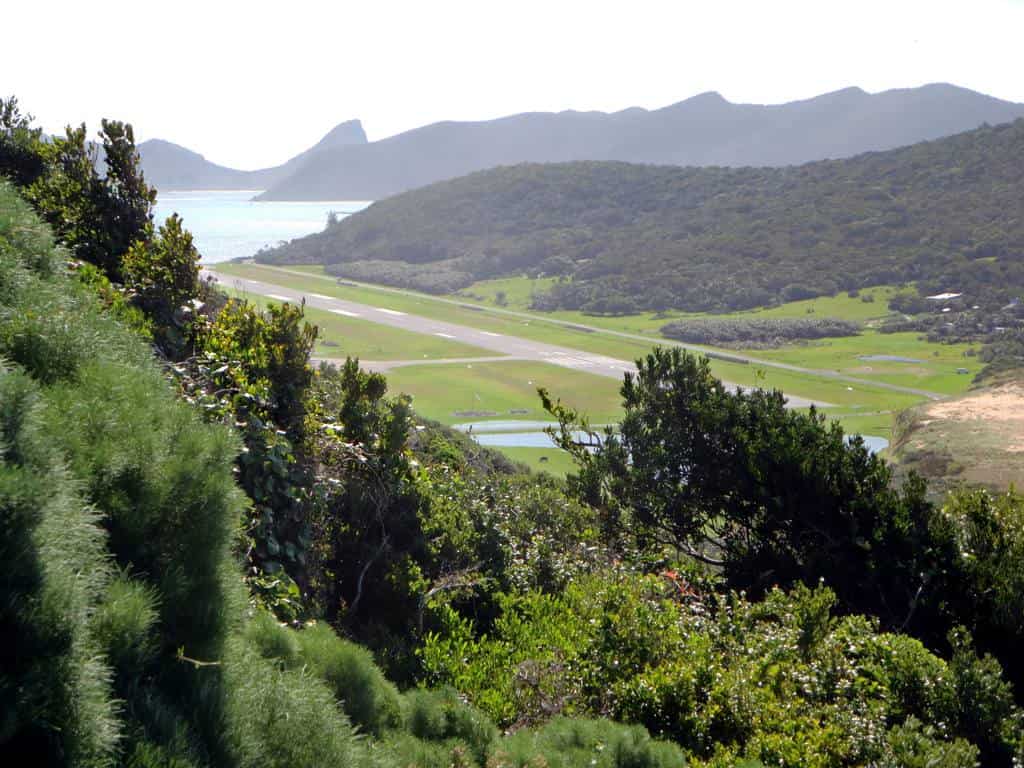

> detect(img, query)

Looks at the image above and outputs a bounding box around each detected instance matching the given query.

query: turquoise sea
[152,190,370,263]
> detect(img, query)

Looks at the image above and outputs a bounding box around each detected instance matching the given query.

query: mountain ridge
[254,82,1024,200]
[138,118,367,191]
[255,118,1024,313]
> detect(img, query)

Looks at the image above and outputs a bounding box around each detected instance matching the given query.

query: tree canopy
[259,120,1024,314]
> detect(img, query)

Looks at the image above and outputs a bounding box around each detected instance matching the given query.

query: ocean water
[152,190,371,264]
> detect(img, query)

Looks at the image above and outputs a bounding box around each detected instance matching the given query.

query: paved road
[218,263,949,402]
[206,268,827,409]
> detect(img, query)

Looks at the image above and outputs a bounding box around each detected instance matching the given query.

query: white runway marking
[435,332,456,339]
[376,308,407,316]
[481,331,501,337]
[267,294,292,302]
[308,293,332,300]
[330,309,360,317]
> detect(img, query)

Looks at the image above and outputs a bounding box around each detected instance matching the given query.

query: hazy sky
[4,0,1023,169]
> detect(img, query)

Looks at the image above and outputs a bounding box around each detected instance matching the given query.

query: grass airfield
[215,261,983,475]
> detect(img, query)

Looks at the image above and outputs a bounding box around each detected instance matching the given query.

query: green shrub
[404,687,498,766]
[223,639,372,768]
[382,731,478,768]
[297,622,403,735]
[0,366,119,766]
[491,717,686,768]
[242,610,300,667]
[882,718,979,768]
[93,573,161,675]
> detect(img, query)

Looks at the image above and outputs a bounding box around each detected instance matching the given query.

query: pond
[857,354,924,363]
[458,422,889,454]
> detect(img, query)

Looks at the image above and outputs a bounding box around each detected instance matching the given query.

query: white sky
[3,0,1023,170]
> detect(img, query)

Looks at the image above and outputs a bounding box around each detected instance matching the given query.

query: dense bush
[545,348,942,623]
[423,573,1022,766]
[660,316,861,347]
[0,96,46,187]
[0,367,119,766]
[489,717,686,768]
[26,120,155,281]
[0,182,378,768]
[243,612,403,735]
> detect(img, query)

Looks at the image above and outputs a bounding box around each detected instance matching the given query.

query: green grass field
[452,276,904,331]
[746,331,981,396]
[383,360,624,426]
[216,263,960,401]
[228,288,496,361]
[217,262,662,360]
[217,261,969,473]
[496,446,578,477]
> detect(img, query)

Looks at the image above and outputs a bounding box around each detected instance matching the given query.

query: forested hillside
[255,83,1024,200]
[259,119,1024,313]
[5,97,1024,767]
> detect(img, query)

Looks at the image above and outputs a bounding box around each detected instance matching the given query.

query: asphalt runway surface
[206,268,827,409]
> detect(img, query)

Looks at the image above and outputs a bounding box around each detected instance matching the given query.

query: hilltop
[138,119,367,191]
[256,83,1024,200]
[256,119,1024,313]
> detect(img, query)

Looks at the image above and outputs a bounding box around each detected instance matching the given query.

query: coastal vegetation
[4,96,1024,767]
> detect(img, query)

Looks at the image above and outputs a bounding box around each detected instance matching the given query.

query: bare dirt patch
[891,380,1024,496]
[925,383,1024,426]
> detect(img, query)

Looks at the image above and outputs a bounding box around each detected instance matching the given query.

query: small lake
[152,190,370,263]
[473,430,603,448]
[858,354,924,364]
[457,421,889,453]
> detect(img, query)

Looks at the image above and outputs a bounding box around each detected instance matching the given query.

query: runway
[205,268,827,409]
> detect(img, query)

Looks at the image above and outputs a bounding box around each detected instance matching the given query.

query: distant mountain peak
[317,119,368,148]
[678,91,730,107]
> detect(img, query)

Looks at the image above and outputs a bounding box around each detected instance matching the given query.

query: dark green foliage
[260,120,1024,313]
[92,574,161,676]
[403,687,498,766]
[490,717,687,768]
[296,622,404,735]
[243,612,403,736]
[423,574,1022,766]
[222,639,371,768]
[0,181,365,767]
[539,347,1024,761]
[203,297,318,440]
[0,368,119,767]
[308,359,429,673]
[545,347,942,629]
[185,297,319,595]
[27,120,155,280]
[660,316,860,348]
[123,213,201,354]
[0,96,46,187]
[309,359,603,678]
[934,489,1024,717]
